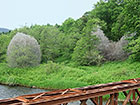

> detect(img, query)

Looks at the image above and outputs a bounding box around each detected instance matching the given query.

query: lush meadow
[0,60,139,90]
[0,1,140,97]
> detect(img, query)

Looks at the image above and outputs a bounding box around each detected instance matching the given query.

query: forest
[0,0,140,89]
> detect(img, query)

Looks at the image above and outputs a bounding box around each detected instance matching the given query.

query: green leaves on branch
[128,37,140,61]
[72,35,103,66]
[93,0,124,41]
[0,35,11,62]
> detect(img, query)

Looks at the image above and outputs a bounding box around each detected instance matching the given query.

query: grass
[0,60,140,100]
[0,60,140,90]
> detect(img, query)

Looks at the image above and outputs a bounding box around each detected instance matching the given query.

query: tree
[58,32,81,61]
[59,18,76,33]
[72,36,102,66]
[0,35,11,62]
[113,0,140,61]
[72,20,103,66]
[16,25,64,62]
[57,18,83,61]
[127,36,140,61]
[7,33,41,68]
[39,26,63,62]
[92,0,124,41]
[113,0,140,38]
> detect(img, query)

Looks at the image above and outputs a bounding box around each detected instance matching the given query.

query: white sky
[0,0,99,29]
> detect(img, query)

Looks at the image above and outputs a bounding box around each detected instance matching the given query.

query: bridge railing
[0,78,140,105]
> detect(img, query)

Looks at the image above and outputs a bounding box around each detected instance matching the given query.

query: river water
[0,85,129,105]
[0,85,47,99]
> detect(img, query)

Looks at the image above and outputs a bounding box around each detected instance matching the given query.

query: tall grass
[0,60,139,90]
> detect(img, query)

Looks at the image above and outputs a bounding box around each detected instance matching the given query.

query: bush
[46,61,62,74]
[7,33,41,68]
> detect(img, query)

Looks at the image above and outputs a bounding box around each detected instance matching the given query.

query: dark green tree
[92,0,124,41]
[72,19,103,65]
[0,34,11,62]
[113,0,140,38]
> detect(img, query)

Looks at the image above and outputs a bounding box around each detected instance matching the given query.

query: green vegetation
[0,0,139,65]
[93,0,124,41]
[72,36,102,66]
[0,0,140,93]
[128,36,140,61]
[0,60,139,89]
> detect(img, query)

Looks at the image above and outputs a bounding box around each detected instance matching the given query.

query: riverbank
[0,60,140,90]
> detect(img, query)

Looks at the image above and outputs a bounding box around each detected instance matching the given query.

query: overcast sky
[1,0,99,29]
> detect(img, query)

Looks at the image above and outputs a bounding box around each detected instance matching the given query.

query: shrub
[46,61,62,74]
[7,33,41,68]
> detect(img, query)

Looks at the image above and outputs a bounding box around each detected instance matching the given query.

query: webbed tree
[7,33,41,68]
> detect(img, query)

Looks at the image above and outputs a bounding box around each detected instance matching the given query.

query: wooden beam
[110,94,115,105]
[105,97,110,105]
[90,98,98,105]
[95,97,98,103]
[135,96,139,103]
[135,89,140,104]
[123,90,133,105]
[132,90,136,105]
[135,89,140,97]
[123,91,134,105]
[114,93,119,105]
[99,96,103,105]
[80,99,87,105]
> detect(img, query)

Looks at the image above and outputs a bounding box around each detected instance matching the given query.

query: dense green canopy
[0,0,140,66]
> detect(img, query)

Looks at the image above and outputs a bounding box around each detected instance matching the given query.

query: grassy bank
[0,60,140,90]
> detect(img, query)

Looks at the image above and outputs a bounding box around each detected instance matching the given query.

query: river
[0,85,129,105]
